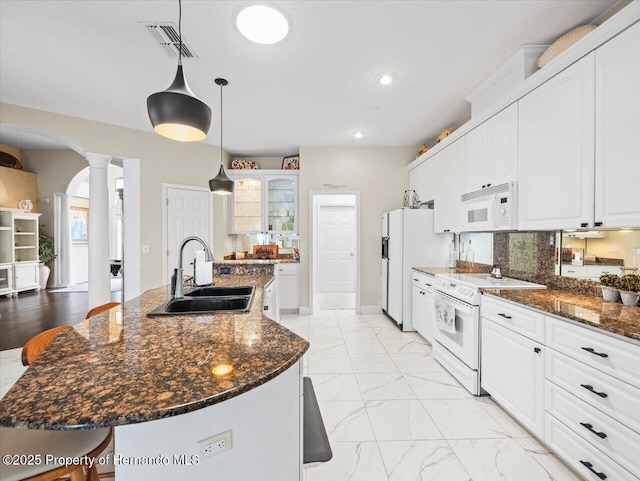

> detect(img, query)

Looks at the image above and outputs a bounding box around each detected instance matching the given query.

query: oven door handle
[435,293,474,314]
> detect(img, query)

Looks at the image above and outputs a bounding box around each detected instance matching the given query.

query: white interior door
[165,186,212,283]
[318,205,356,293]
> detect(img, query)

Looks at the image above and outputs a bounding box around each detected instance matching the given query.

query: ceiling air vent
[145,22,196,58]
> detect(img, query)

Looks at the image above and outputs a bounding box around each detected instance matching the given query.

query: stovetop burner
[433,273,546,305]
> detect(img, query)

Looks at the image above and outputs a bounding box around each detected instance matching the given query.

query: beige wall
[1,102,230,292]
[299,146,415,308]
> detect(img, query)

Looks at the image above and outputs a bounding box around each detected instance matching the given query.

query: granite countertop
[0,271,309,430]
[483,288,640,343]
[413,267,476,276]
[217,258,299,264]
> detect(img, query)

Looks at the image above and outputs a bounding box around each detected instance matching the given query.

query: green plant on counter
[599,273,619,287]
[39,225,56,264]
[616,274,640,293]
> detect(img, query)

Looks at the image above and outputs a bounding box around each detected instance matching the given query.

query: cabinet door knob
[580,422,607,439]
[580,384,608,399]
[579,461,607,480]
[581,347,608,358]
[534,347,541,354]
[580,222,588,228]
[594,222,603,227]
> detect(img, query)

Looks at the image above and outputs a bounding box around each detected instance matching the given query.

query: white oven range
[432,273,545,395]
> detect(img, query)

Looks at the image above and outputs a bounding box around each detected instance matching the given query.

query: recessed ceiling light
[376,72,396,86]
[354,131,364,139]
[235,4,289,45]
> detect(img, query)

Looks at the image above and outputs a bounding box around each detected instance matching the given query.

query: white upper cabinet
[229,171,298,235]
[434,139,465,233]
[465,103,518,193]
[595,22,640,228]
[518,53,595,230]
[409,159,435,203]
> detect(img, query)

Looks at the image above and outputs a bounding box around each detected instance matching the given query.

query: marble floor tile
[349,353,399,373]
[364,316,396,328]
[305,441,388,481]
[0,348,28,399]
[365,400,442,441]
[389,353,442,373]
[404,372,471,400]
[355,373,416,401]
[422,399,510,439]
[319,400,376,442]
[344,336,387,354]
[479,399,533,438]
[516,438,582,480]
[379,337,430,354]
[372,327,411,339]
[307,338,348,355]
[338,320,372,334]
[378,440,471,481]
[342,327,378,340]
[450,438,569,481]
[309,374,362,401]
[307,326,343,339]
[307,353,353,374]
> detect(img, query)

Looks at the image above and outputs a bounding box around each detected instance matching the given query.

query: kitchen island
[0,263,309,480]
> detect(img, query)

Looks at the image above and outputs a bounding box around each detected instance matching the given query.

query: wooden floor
[0,289,121,351]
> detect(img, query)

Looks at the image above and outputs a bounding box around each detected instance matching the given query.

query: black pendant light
[209,78,234,195]
[147,0,211,142]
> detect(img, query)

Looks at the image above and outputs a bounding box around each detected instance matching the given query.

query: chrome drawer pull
[581,347,609,358]
[580,422,607,439]
[579,461,606,479]
[580,384,608,399]
[497,313,512,319]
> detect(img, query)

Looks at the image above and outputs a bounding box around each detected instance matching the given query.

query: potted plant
[38,225,56,289]
[616,274,640,306]
[599,273,620,302]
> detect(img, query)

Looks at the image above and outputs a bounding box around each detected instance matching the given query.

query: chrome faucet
[175,236,214,298]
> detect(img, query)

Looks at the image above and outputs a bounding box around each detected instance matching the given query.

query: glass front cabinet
[229,170,298,235]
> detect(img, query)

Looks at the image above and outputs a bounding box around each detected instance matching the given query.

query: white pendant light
[209,78,234,195]
[147,0,211,141]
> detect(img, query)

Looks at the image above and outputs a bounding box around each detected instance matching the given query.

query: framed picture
[281,155,299,170]
[70,205,89,243]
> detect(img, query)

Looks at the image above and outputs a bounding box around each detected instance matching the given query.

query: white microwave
[461,182,517,231]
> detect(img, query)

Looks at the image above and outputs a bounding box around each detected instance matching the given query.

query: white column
[86,153,112,311]
[54,192,72,286]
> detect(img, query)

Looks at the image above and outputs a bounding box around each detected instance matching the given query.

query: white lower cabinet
[277,263,298,311]
[545,413,638,481]
[545,380,640,476]
[481,294,640,479]
[481,316,545,438]
[411,272,435,344]
[13,262,39,293]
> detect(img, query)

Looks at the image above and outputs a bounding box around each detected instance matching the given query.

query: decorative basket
[538,25,596,68]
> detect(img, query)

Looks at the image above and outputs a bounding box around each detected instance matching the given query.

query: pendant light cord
[178,0,183,66]
[220,82,224,167]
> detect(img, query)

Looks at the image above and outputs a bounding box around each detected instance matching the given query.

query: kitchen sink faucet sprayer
[175,236,213,298]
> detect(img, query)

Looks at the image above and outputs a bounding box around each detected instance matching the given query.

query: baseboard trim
[299,306,311,315]
[360,306,382,314]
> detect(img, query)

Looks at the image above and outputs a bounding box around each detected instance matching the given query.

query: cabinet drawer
[481,295,545,343]
[546,316,640,388]
[546,349,640,434]
[545,413,637,481]
[278,263,298,276]
[545,380,640,475]
[411,271,434,290]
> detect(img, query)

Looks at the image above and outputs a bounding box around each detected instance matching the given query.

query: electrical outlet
[608,245,620,253]
[198,430,232,460]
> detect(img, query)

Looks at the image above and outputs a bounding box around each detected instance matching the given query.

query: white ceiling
[0,0,618,156]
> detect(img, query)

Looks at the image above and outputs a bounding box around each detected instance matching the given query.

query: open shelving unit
[0,208,41,296]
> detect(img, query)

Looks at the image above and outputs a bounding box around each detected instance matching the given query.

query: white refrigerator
[381,208,449,331]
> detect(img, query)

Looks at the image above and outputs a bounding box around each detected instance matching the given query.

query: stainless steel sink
[147,286,255,317]
[185,285,255,297]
